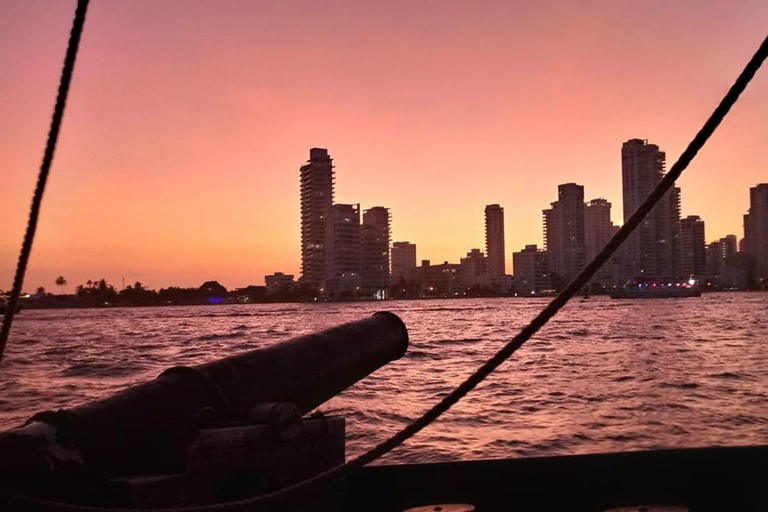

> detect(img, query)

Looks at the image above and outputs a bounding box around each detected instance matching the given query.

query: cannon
[0,311,408,480]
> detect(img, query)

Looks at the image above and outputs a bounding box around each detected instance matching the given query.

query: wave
[436,338,482,344]
[709,371,746,380]
[405,350,430,359]
[660,382,700,390]
[61,362,144,378]
[191,332,247,341]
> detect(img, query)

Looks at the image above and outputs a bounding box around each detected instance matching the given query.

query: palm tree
[55,276,67,294]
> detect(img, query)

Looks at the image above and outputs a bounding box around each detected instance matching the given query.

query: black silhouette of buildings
[679,215,706,278]
[391,242,417,283]
[620,138,680,281]
[361,207,391,297]
[742,183,768,283]
[485,205,506,280]
[325,203,362,296]
[459,249,488,290]
[543,183,586,285]
[265,272,294,294]
[706,235,738,277]
[292,148,761,298]
[585,198,620,286]
[412,260,461,297]
[706,235,743,288]
[512,244,550,295]
[299,148,334,289]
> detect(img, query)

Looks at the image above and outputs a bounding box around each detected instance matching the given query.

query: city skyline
[2,1,768,291]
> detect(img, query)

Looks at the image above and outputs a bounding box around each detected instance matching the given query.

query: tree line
[3,277,323,309]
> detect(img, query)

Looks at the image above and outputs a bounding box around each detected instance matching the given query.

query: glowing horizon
[2,1,767,292]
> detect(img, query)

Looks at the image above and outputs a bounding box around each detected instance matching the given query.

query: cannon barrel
[0,311,408,476]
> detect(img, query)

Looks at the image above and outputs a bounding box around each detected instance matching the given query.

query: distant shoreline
[12,288,766,312]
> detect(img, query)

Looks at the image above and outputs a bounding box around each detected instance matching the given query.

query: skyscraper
[742,183,768,282]
[679,215,706,278]
[300,148,334,289]
[361,207,391,296]
[484,204,506,279]
[585,198,619,286]
[391,241,417,283]
[621,139,680,280]
[543,183,585,284]
[324,203,361,296]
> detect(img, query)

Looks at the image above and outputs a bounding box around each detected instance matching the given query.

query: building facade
[706,234,743,288]
[679,215,706,278]
[484,204,506,279]
[584,198,620,286]
[413,260,461,297]
[706,235,737,279]
[543,183,586,285]
[742,183,768,283]
[324,203,361,296]
[264,272,294,294]
[620,138,680,280]
[459,249,488,290]
[361,206,391,296]
[512,244,550,295]
[391,241,417,283]
[300,148,334,289]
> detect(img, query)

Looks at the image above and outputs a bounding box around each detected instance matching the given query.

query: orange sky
[2,1,767,291]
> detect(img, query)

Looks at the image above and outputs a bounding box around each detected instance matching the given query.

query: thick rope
[2,25,767,512]
[0,0,91,364]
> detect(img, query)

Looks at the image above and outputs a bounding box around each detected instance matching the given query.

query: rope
[0,0,91,364]
[1,19,767,512]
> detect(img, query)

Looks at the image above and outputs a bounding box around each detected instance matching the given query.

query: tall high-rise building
[679,215,706,278]
[621,138,680,280]
[300,148,334,288]
[584,198,618,285]
[484,204,506,279]
[361,207,391,296]
[742,183,768,281]
[391,242,417,283]
[324,203,361,296]
[543,183,585,284]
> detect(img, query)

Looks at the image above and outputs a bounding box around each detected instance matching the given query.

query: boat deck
[345,445,768,511]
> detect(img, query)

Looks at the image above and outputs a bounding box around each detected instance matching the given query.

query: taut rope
[1,2,767,510]
[0,0,91,364]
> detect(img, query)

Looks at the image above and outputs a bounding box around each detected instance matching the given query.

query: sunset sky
[2,1,767,292]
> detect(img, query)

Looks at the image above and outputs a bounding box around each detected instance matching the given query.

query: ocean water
[1,293,766,465]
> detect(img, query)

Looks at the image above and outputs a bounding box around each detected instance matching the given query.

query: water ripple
[0,293,766,465]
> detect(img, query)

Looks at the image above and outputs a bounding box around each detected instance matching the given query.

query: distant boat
[609,277,701,299]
